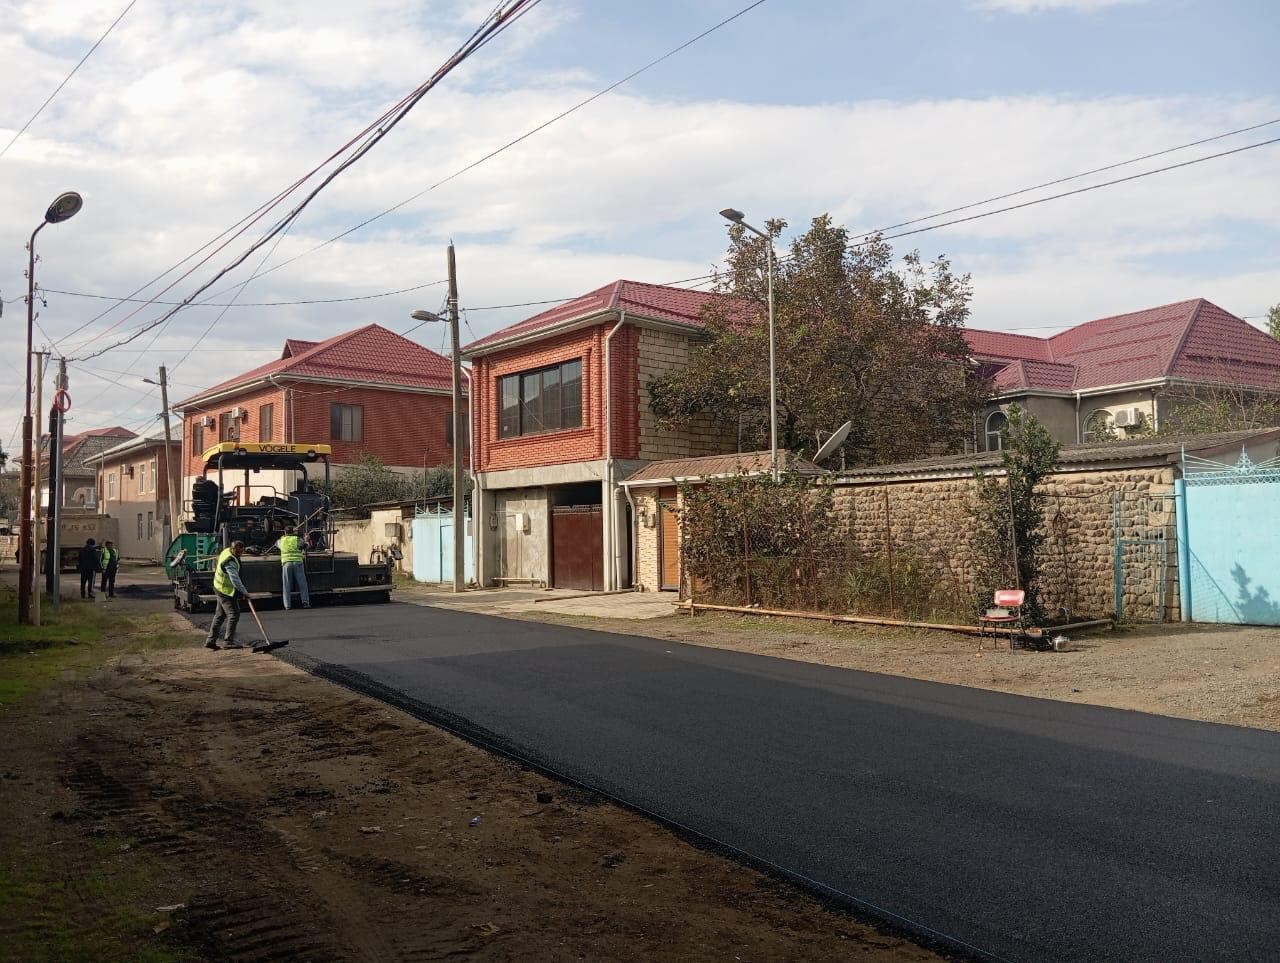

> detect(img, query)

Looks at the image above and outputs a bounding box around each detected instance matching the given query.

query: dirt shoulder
[1,597,941,962]
[497,606,1280,732]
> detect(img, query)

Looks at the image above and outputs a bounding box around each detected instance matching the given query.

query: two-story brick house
[91,430,182,560]
[969,298,1280,450]
[462,280,738,591]
[174,323,463,511]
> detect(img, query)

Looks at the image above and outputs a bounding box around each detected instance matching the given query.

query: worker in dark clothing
[99,540,120,598]
[78,538,101,599]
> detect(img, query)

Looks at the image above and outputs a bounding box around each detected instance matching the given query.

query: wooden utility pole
[447,244,465,593]
[47,358,67,608]
[158,365,179,545]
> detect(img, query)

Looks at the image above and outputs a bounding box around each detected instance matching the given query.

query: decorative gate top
[1181,447,1280,486]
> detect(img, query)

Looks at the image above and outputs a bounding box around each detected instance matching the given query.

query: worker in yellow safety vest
[205,541,248,651]
[274,525,310,611]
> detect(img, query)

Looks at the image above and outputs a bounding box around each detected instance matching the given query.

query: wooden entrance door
[658,497,679,591]
[551,505,603,591]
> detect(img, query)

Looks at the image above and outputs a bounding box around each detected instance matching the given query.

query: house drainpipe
[1074,394,1082,444]
[604,313,628,591]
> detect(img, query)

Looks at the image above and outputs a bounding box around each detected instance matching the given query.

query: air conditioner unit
[123,465,135,478]
[199,416,216,429]
[1113,407,1142,428]
[230,406,247,421]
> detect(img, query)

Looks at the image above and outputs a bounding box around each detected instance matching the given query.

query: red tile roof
[991,359,1078,392]
[282,338,319,359]
[463,280,716,354]
[969,299,1280,394]
[963,328,1054,363]
[176,324,454,407]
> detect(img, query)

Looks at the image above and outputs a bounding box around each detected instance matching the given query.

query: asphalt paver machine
[165,442,392,611]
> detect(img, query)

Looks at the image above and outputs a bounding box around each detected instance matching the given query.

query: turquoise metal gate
[411,507,474,585]
[1176,450,1280,625]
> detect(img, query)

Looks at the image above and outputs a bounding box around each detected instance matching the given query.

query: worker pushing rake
[204,540,289,654]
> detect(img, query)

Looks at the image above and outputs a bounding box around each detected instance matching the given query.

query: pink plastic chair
[978,589,1026,648]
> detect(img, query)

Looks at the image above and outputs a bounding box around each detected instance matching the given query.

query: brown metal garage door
[551,505,603,591]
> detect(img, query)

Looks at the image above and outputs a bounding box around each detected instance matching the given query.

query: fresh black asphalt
[241,601,1279,962]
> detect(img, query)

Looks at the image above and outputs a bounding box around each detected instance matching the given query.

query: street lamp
[411,243,465,592]
[18,191,83,624]
[720,207,778,482]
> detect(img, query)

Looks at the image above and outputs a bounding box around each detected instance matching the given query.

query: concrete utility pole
[31,353,44,626]
[158,365,179,545]
[18,190,82,624]
[447,243,465,594]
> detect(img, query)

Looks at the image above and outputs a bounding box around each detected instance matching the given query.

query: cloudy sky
[1,0,1277,444]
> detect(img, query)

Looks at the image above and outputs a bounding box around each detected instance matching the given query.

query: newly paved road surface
[253,601,1280,962]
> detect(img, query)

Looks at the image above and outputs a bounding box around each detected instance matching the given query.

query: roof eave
[463,309,706,360]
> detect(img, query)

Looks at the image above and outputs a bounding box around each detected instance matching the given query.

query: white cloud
[0,1,1275,440]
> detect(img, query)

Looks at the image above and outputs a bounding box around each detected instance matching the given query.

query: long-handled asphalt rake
[243,595,289,654]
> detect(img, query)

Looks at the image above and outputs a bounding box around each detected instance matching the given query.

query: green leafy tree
[970,405,1061,624]
[649,215,985,466]
[1267,303,1280,341]
[326,454,456,518]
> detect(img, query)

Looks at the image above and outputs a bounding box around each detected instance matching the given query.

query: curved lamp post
[720,207,778,482]
[18,191,83,624]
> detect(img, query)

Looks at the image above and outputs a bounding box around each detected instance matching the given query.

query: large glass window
[498,359,582,438]
[331,403,363,442]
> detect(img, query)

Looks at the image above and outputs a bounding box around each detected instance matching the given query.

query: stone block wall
[637,328,737,460]
[829,465,1178,622]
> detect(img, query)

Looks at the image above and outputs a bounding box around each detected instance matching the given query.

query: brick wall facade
[472,325,637,473]
[471,321,738,475]
[182,382,457,477]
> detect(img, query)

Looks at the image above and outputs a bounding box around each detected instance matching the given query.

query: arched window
[1083,409,1114,443]
[984,410,1008,451]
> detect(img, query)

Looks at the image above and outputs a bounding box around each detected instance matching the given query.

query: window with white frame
[108,472,117,499]
[138,461,147,494]
[150,458,158,493]
[984,410,1008,451]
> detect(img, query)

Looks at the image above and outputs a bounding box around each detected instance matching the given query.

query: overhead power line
[42,278,446,308]
[210,0,774,291]
[455,123,1280,316]
[67,0,544,364]
[0,0,139,161]
[855,115,1280,241]
[876,135,1280,243]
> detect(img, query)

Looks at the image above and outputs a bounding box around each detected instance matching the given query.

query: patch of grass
[0,858,196,962]
[0,585,192,707]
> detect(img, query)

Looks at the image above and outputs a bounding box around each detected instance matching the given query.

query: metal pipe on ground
[676,600,1112,638]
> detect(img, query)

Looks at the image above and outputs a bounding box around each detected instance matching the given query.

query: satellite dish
[814,421,853,463]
